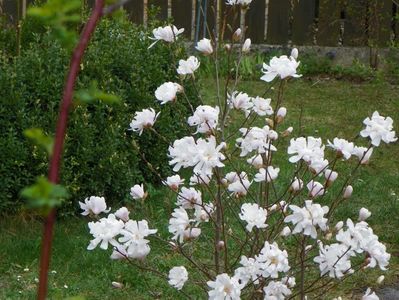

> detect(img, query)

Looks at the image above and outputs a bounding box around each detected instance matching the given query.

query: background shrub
[0,14,199,214]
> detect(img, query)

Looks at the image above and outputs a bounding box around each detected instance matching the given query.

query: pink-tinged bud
[233,28,242,41]
[289,177,303,193]
[290,48,299,60]
[184,228,201,240]
[242,38,251,53]
[276,107,287,124]
[343,185,353,199]
[112,281,124,289]
[217,240,225,250]
[377,275,385,284]
[335,221,344,231]
[358,207,371,221]
[281,226,291,236]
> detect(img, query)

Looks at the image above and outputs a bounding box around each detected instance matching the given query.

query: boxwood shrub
[0,15,199,213]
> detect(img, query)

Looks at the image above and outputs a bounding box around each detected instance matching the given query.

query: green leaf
[21,177,69,211]
[24,128,54,155]
[75,81,121,105]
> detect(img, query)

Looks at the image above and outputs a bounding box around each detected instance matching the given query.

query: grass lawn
[1,79,398,299]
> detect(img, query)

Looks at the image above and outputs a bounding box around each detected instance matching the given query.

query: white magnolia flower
[149,25,184,48]
[362,288,379,300]
[224,171,248,184]
[207,273,242,300]
[164,175,185,191]
[155,82,182,105]
[119,220,157,259]
[254,166,280,182]
[360,111,397,146]
[168,136,225,176]
[359,207,371,221]
[177,56,200,75]
[261,53,301,82]
[234,256,263,285]
[263,280,292,300]
[168,207,191,243]
[110,244,129,260]
[114,207,130,222]
[284,200,329,239]
[309,157,329,174]
[177,187,202,209]
[246,154,264,169]
[226,0,253,6]
[236,126,278,157]
[196,38,213,55]
[79,196,110,216]
[129,108,160,135]
[327,138,354,160]
[307,180,325,198]
[242,38,251,53]
[364,239,391,270]
[87,214,124,250]
[251,97,273,116]
[314,242,353,278]
[336,219,376,254]
[256,241,290,278]
[228,177,252,197]
[187,105,219,134]
[352,146,373,164]
[228,91,253,116]
[287,136,325,164]
[239,203,268,232]
[130,184,146,200]
[168,266,188,290]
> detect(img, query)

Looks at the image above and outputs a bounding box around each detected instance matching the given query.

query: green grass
[1,79,398,299]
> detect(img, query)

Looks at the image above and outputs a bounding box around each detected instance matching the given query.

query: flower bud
[335,221,344,231]
[269,204,278,212]
[184,228,201,240]
[224,43,231,52]
[281,126,293,137]
[325,232,332,240]
[377,275,385,284]
[269,130,278,140]
[305,245,313,251]
[290,48,299,60]
[265,118,274,127]
[281,226,291,236]
[242,38,251,53]
[324,169,338,187]
[276,107,287,124]
[112,281,124,289]
[247,154,264,169]
[343,185,353,199]
[289,177,303,193]
[233,28,242,41]
[358,207,371,221]
[217,241,225,250]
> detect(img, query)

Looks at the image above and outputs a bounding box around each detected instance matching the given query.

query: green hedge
[0,15,199,213]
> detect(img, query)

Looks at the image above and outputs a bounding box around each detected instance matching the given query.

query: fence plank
[124,0,144,24]
[292,0,315,45]
[368,0,392,47]
[172,0,192,37]
[317,0,340,46]
[396,4,399,42]
[3,0,18,24]
[266,0,290,45]
[148,0,168,20]
[245,0,265,43]
[343,0,367,46]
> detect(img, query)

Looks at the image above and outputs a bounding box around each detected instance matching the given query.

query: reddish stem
[37,1,104,299]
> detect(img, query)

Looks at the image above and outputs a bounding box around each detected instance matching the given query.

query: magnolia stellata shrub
[81,2,397,299]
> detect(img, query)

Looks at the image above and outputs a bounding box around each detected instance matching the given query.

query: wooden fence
[2,0,399,47]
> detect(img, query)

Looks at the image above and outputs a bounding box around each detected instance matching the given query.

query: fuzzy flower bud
[358,207,371,221]
[276,107,287,124]
[343,185,353,199]
[233,28,242,41]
